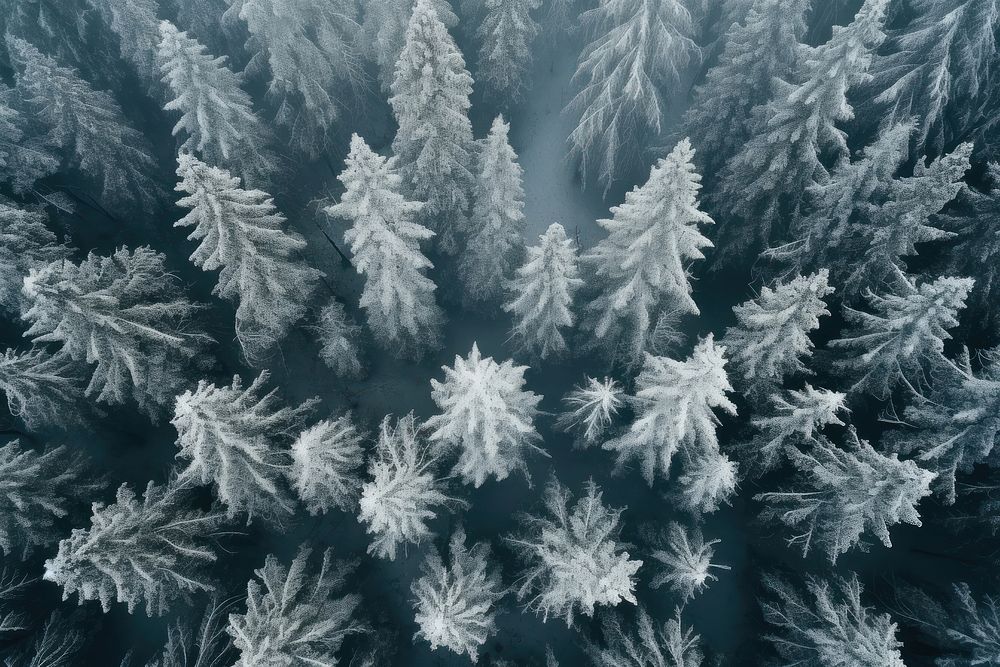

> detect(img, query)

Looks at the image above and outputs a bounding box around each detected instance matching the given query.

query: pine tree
[583,138,713,364]
[739,384,847,476]
[174,153,322,365]
[230,0,363,156]
[509,478,642,626]
[0,84,58,194]
[503,223,583,360]
[647,522,729,602]
[157,21,274,185]
[358,413,464,560]
[477,0,540,103]
[675,450,739,515]
[4,612,85,667]
[0,348,84,431]
[555,376,624,446]
[227,546,366,666]
[871,0,1000,155]
[460,115,526,308]
[721,270,833,393]
[567,0,698,190]
[829,275,973,398]
[0,199,69,316]
[0,441,99,559]
[716,0,889,257]
[360,0,458,91]
[841,142,972,297]
[44,479,229,615]
[172,372,317,522]
[762,573,905,666]
[327,134,444,358]
[85,0,162,85]
[146,598,234,667]
[389,0,476,252]
[289,416,365,515]
[682,0,809,176]
[425,343,544,487]
[411,526,504,660]
[6,36,161,211]
[756,428,934,562]
[584,606,703,667]
[314,299,364,378]
[605,335,736,484]
[21,246,210,418]
[895,582,1000,666]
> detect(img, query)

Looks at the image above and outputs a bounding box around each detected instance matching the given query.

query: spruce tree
[477,0,540,103]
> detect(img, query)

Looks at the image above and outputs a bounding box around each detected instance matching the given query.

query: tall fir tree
[583,138,713,365]
[390,0,476,253]
[476,0,540,104]
[326,135,444,359]
[460,115,526,309]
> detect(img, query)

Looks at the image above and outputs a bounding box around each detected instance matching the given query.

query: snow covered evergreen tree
[460,115,526,308]
[477,0,540,103]
[722,270,833,394]
[584,606,703,667]
[871,0,1000,155]
[739,384,847,476]
[761,573,905,666]
[682,0,809,176]
[895,582,1000,666]
[411,526,504,659]
[583,139,713,364]
[756,428,934,562]
[360,0,458,91]
[675,450,739,515]
[0,199,69,316]
[555,376,624,447]
[327,134,444,359]
[21,246,210,419]
[647,523,729,602]
[510,478,642,626]
[229,0,363,156]
[0,441,98,559]
[313,299,365,378]
[567,0,698,190]
[888,347,1000,503]
[227,545,366,666]
[85,0,162,85]
[359,413,463,560]
[6,36,161,211]
[44,478,229,615]
[716,0,889,256]
[174,153,321,365]
[829,275,973,398]
[4,612,84,667]
[289,416,365,515]
[503,222,582,360]
[0,348,84,431]
[146,598,234,667]
[389,0,476,252]
[157,21,274,185]
[604,335,736,485]
[425,343,543,487]
[0,84,58,194]
[172,372,317,523]
[841,142,972,297]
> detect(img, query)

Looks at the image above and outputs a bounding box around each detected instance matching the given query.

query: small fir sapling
[509,478,642,627]
[44,478,230,616]
[504,222,583,360]
[555,376,624,447]
[289,416,366,515]
[172,372,318,523]
[425,343,544,487]
[314,299,365,378]
[21,246,211,419]
[761,573,905,666]
[0,441,100,559]
[358,413,465,560]
[227,545,367,666]
[756,427,935,562]
[604,334,736,485]
[411,526,504,659]
[647,522,729,602]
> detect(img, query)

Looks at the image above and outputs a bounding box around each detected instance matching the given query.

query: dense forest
[0,0,998,665]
